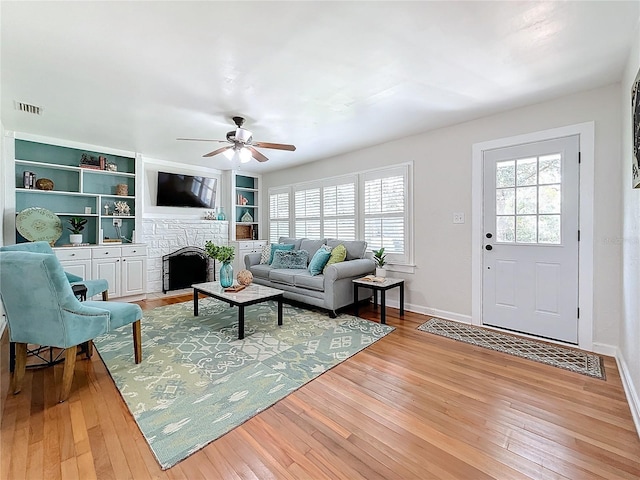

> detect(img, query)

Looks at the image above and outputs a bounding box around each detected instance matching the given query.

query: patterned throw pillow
[323,243,347,272]
[308,246,332,276]
[269,243,295,264]
[259,244,271,264]
[271,249,308,269]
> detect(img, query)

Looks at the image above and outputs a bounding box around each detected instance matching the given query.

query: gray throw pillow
[271,249,309,269]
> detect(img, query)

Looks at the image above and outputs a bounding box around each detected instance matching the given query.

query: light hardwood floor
[2,294,639,479]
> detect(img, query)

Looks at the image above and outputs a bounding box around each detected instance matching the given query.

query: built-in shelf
[13,137,139,246]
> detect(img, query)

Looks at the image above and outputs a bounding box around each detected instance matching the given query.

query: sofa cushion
[308,246,331,275]
[269,268,308,285]
[299,239,327,261]
[324,243,347,272]
[271,249,308,269]
[278,237,304,250]
[249,264,272,280]
[327,239,367,260]
[294,271,325,291]
[259,244,271,264]
[269,243,295,264]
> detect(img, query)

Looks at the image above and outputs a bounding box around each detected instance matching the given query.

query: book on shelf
[79,164,101,170]
[103,238,122,244]
[61,243,91,247]
[359,275,386,283]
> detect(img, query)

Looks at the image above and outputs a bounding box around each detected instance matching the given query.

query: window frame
[267,163,413,269]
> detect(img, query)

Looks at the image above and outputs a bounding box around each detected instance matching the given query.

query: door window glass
[495,155,562,244]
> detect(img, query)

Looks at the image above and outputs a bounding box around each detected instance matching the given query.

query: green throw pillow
[323,244,347,272]
[269,243,294,264]
[308,246,332,276]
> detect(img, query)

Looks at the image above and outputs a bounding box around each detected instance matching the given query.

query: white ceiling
[2,1,638,173]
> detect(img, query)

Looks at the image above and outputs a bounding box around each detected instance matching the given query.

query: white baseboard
[615,348,640,439]
[379,299,472,324]
[592,342,618,357]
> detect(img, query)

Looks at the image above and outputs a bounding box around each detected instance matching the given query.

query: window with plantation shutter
[268,163,412,266]
[294,188,321,238]
[322,183,356,240]
[362,166,410,264]
[269,191,289,243]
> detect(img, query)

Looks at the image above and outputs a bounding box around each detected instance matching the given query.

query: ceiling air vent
[15,101,43,115]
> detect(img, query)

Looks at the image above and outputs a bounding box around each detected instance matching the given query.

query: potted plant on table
[373,247,387,278]
[205,241,235,287]
[68,217,88,245]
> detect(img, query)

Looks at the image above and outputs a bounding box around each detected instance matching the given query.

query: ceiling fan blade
[203,145,233,158]
[252,142,296,151]
[248,146,269,162]
[177,138,228,142]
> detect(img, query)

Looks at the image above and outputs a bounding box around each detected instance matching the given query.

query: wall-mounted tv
[156,171,218,208]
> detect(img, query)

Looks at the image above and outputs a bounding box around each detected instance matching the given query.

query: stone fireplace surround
[142,217,229,293]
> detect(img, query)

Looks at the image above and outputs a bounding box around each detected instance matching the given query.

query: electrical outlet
[453,213,465,224]
[112,218,122,227]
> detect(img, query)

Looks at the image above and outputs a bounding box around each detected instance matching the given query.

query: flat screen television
[156,172,217,208]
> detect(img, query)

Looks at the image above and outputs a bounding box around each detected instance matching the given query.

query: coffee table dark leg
[380,290,386,324]
[278,297,283,326]
[193,289,199,316]
[353,284,359,316]
[400,282,405,316]
[238,305,245,340]
[373,289,378,310]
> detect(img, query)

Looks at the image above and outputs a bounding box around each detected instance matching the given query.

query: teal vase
[217,207,226,221]
[220,261,233,288]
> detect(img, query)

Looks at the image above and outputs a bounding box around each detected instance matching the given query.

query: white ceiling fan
[178,116,296,163]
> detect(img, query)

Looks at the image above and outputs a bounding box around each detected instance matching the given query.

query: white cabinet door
[60,259,92,280]
[55,247,92,280]
[93,257,121,298]
[121,256,147,297]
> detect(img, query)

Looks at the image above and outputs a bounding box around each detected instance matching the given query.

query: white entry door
[482,135,580,343]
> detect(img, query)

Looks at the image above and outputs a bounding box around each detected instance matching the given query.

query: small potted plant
[205,241,236,287]
[68,217,88,245]
[373,247,387,278]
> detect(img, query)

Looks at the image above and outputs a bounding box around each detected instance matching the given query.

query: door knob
[486,233,493,239]
[485,245,493,251]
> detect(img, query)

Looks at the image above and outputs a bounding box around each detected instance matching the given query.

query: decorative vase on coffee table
[375,267,387,278]
[220,261,234,288]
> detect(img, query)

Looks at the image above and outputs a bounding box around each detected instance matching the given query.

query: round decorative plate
[16,207,63,245]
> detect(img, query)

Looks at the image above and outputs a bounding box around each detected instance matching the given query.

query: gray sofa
[244,237,375,317]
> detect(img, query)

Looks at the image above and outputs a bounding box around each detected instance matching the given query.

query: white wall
[262,84,623,348]
[619,21,640,433]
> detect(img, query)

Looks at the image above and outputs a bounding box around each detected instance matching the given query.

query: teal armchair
[0,251,143,402]
[0,241,109,300]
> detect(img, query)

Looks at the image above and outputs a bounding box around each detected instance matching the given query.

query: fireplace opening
[162,247,214,293]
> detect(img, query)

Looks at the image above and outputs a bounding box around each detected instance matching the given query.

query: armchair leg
[11,343,27,394]
[59,346,78,403]
[132,320,142,364]
[102,290,109,301]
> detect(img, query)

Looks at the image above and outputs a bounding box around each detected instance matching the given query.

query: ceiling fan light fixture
[223,148,235,160]
[239,147,252,163]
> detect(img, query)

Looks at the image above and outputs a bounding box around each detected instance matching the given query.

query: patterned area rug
[94,299,393,469]
[417,318,605,380]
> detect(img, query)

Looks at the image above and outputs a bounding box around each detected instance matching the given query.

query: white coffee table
[192,282,285,339]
